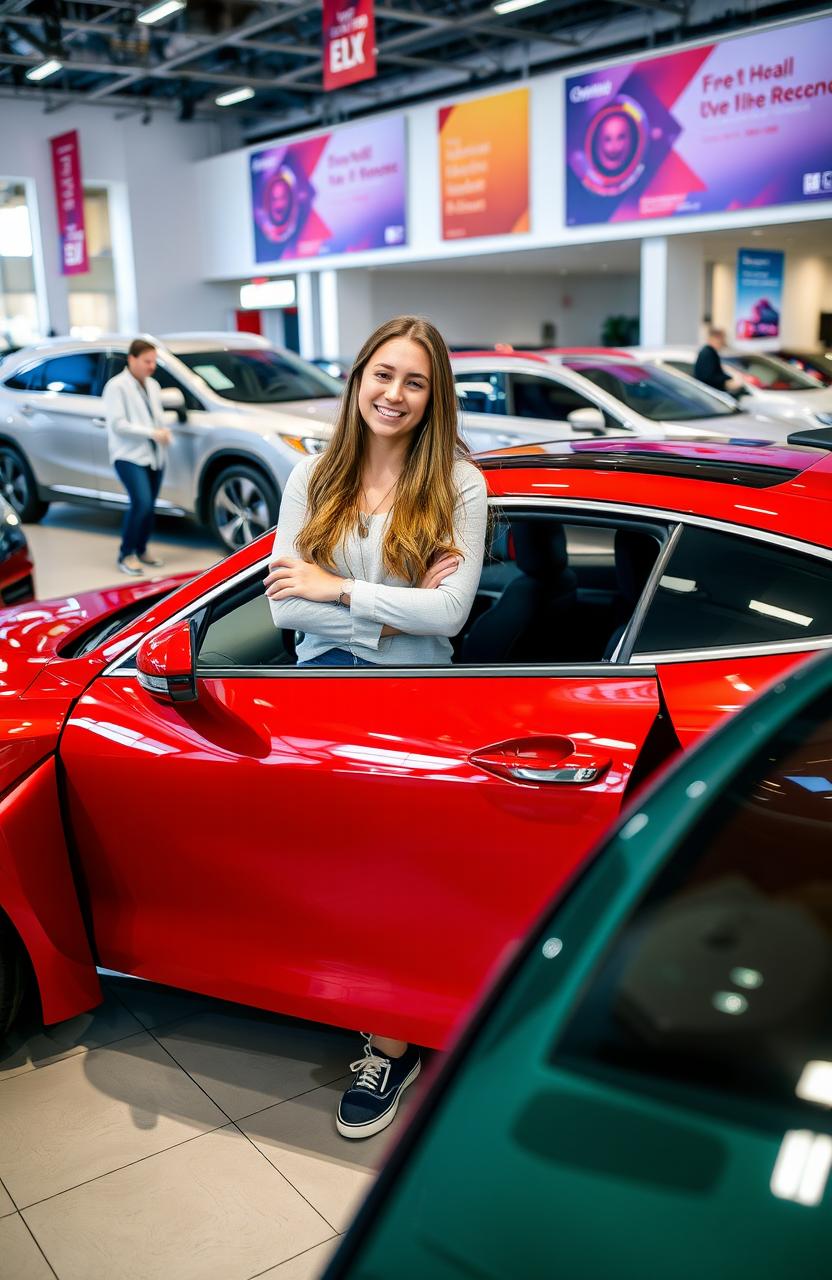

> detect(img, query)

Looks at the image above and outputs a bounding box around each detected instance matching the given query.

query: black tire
[0,443,49,523]
[207,462,280,552]
[0,914,26,1039]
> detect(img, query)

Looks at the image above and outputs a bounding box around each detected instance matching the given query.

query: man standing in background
[103,338,171,575]
[693,328,745,396]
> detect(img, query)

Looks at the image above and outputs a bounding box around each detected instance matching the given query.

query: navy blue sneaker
[336,1038,421,1140]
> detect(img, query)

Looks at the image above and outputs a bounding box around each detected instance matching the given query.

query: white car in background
[451,352,796,446]
[631,346,832,431]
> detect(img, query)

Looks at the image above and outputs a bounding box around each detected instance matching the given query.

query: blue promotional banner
[735,248,784,341]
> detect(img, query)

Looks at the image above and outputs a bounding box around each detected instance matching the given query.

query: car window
[192,515,664,673]
[175,349,342,404]
[196,572,295,668]
[634,525,832,653]
[553,686,832,1128]
[153,363,203,412]
[568,360,737,421]
[510,374,591,421]
[39,353,102,396]
[664,359,696,378]
[4,361,47,392]
[454,372,507,415]
[726,354,820,391]
[102,353,202,411]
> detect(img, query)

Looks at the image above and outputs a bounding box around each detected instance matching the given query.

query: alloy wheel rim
[0,452,28,514]
[213,475,271,549]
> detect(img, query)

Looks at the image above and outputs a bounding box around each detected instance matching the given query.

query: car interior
[194,511,667,671]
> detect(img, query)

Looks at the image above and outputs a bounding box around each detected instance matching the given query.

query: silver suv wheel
[208,464,279,551]
[0,446,48,522]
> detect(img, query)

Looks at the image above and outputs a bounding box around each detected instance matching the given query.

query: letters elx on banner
[50,130,89,275]
[323,0,376,92]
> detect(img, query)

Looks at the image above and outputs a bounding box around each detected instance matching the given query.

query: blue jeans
[297,649,375,667]
[114,460,163,559]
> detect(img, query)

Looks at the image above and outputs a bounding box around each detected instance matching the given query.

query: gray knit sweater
[268,455,488,665]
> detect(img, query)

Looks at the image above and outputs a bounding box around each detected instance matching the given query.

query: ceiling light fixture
[137,0,186,24]
[492,0,548,14]
[215,86,254,107]
[26,59,63,81]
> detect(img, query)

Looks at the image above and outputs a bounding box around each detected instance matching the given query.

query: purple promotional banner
[250,116,406,263]
[565,15,832,226]
[735,248,784,341]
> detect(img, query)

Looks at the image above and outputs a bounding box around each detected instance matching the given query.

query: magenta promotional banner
[250,117,406,263]
[50,130,88,275]
[565,15,832,226]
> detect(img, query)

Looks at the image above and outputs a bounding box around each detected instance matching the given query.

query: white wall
[351,270,639,356]
[0,99,241,336]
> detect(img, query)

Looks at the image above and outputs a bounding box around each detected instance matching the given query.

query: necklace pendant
[358,519,369,539]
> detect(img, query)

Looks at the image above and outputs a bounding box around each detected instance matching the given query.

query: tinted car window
[196,574,293,668]
[510,374,591,420]
[39,353,101,396]
[453,372,507,415]
[4,362,47,392]
[635,525,832,652]
[726,353,820,391]
[554,688,832,1121]
[176,349,342,404]
[569,361,737,421]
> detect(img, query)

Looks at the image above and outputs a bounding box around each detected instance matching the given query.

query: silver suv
[0,333,343,550]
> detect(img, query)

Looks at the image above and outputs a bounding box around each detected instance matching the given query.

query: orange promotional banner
[439,88,530,241]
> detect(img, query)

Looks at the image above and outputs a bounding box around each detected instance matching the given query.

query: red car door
[59,658,660,1049]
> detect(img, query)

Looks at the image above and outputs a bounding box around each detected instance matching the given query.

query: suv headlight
[274,434,328,455]
[813,412,832,426]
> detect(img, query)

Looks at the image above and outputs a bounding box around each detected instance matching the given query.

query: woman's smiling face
[357,337,432,443]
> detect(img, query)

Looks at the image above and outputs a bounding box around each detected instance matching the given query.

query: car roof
[0,332,277,369]
[475,436,832,547]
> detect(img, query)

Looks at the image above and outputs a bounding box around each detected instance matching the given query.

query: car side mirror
[160,386,187,423]
[137,617,197,703]
[567,406,607,435]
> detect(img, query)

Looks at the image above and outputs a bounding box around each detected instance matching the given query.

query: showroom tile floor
[1,506,419,1280]
[0,977,420,1280]
[25,503,222,600]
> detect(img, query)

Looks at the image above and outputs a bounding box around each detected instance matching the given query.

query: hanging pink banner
[323,0,376,92]
[50,130,88,275]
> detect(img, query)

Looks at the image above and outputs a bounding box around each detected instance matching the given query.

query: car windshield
[725,353,823,391]
[566,361,737,422]
[175,349,342,404]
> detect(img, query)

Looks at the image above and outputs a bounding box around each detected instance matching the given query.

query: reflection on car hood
[0,575,189,699]
[228,397,341,437]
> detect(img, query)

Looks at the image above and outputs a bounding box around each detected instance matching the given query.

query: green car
[328,651,832,1280]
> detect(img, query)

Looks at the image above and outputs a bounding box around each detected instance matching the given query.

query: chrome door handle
[508,764,603,784]
[92,417,107,427]
[20,403,35,416]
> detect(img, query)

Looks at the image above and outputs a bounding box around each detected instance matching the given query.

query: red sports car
[1,435,831,1049]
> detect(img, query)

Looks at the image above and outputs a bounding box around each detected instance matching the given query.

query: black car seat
[461,521,578,664]
[603,528,661,660]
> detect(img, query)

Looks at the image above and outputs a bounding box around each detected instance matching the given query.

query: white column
[318,269,340,359]
[640,235,705,346]
[296,271,316,360]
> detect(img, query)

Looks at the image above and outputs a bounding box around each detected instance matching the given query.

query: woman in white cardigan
[102,338,172,575]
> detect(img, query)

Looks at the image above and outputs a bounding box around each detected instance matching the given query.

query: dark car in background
[329,649,832,1280]
[0,493,34,606]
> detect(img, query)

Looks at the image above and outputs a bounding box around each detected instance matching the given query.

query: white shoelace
[349,1041,391,1093]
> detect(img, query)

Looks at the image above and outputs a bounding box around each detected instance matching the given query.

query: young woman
[264,315,487,1139]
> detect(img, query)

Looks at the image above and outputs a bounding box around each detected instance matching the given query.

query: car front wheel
[0,444,48,523]
[207,463,280,551]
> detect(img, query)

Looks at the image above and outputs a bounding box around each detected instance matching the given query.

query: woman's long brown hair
[296,315,470,584]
